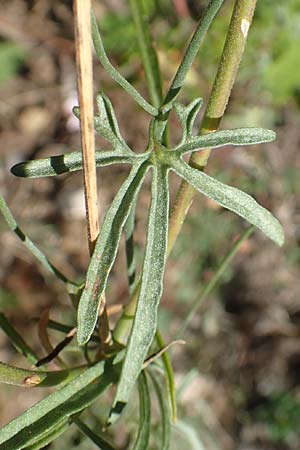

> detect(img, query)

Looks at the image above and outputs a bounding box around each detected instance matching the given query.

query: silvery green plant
[0,1,284,449]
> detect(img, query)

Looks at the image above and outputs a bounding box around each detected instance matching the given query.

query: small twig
[73,0,110,345]
[36,328,77,368]
[143,339,185,369]
[38,309,65,367]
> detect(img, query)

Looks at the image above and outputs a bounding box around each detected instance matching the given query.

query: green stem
[168,0,258,252]
[176,226,254,337]
[129,0,163,108]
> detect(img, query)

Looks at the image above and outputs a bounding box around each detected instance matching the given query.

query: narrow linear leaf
[11,149,138,179]
[174,128,276,154]
[110,165,169,422]
[23,419,69,450]
[0,355,122,450]
[149,370,171,450]
[170,157,284,246]
[91,11,158,116]
[162,0,225,108]
[131,371,151,450]
[77,161,150,345]
[0,194,74,285]
[74,418,116,450]
[0,361,84,388]
[155,331,177,422]
[0,313,38,365]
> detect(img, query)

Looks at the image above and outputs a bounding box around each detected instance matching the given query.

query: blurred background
[0,1,300,449]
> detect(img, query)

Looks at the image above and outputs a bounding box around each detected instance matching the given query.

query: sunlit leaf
[170,157,284,246]
[77,160,150,345]
[110,165,169,421]
[0,362,83,388]
[0,354,122,450]
[174,127,276,154]
[11,149,138,178]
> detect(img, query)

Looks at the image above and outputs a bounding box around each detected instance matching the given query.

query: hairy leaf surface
[77,160,150,345]
[175,128,276,154]
[0,356,121,450]
[170,157,284,246]
[11,149,139,178]
[111,165,169,420]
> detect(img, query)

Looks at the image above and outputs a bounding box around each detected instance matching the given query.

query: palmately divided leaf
[174,127,276,154]
[0,355,122,450]
[77,160,150,345]
[11,149,139,178]
[110,164,169,422]
[174,98,203,144]
[170,157,284,246]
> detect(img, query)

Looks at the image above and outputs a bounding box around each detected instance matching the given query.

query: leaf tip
[76,324,92,346]
[265,128,277,142]
[11,163,25,178]
[72,106,80,118]
[107,401,126,425]
[274,225,285,247]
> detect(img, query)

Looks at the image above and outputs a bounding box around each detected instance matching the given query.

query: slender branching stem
[168,0,258,253]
